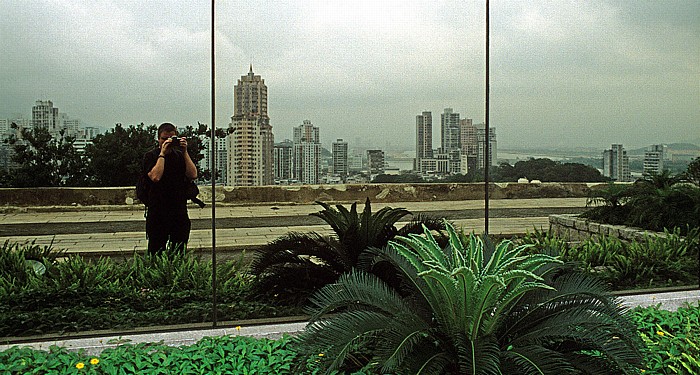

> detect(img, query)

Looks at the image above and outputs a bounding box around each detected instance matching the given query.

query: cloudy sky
[1,0,698,151]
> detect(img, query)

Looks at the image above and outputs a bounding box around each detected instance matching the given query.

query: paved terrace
[0,198,588,257]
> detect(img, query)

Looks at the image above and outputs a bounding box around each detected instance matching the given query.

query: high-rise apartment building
[459,118,478,173]
[32,100,59,133]
[201,136,228,184]
[273,139,293,182]
[227,66,274,186]
[475,123,497,168]
[332,138,349,179]
[441,108,461,153]
[603,144,631,182]
[643,144,665,175]
[348,152,364,172]
[293,120,321,184]
[367,149,385,175]
[415,111,433,171]
[32,100,80,137]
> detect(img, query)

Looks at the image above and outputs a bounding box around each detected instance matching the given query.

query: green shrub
[0,248,299,337]
[519,228,699,290]
[583,171,700,235]
[631,303,700,374]
[250,198,446,306]
[296,222,642,374]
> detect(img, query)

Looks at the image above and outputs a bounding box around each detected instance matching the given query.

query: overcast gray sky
[1,0,698,151]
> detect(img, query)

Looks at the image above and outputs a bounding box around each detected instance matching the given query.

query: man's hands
[161,137,188,155]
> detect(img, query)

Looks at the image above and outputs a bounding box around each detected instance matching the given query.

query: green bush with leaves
[0,335,369,375]
[583,170,700,235]
[631,303,700,374]
[296,222,643,374]
[519,227,699,290]
[0,245,298,337]
[250,198,446,305]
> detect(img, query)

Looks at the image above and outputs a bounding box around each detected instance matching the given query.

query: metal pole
[210,0,218,326]
[484,0,490,236]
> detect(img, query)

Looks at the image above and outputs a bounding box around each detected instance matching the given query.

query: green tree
[493,158,607,183]
[84,122,213,187]
[684,157,700,186]
[5,125,86,187]
[296,222,642,374]
[372,173,424,183]
[83,123,157,186]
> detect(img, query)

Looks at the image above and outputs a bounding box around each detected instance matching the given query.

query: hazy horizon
[2,1,698,151]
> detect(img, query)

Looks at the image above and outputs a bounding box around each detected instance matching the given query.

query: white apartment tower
[293,120,321,184]
[441,108,461,153]
[475,123,497,168]
[643,144,665,175]
[227,66,274,186]
[603,144,631,182]
[273,139,293,182]
[332,138,349,179]
[201,136,228,184]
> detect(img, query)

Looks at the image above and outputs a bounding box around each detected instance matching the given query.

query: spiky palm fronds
[248,232,348,304]
[250,199,445,304]
[312,198,411,258]
[295,221,643,375]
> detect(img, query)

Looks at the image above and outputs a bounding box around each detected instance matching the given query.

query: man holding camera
[142,122,198,255]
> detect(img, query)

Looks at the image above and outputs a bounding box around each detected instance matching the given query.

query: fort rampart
[0,182,606,207]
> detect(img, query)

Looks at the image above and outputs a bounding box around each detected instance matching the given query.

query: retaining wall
[0,182,608,207]
[549,214,665,242]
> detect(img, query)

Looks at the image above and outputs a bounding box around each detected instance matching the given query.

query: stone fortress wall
[0,182,610,207]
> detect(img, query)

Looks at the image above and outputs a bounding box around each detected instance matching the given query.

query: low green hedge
[0,241,301,337]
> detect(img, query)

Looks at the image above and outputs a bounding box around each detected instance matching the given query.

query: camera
[169,136,181,147]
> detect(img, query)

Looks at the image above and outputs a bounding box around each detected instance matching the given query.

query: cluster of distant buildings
[0,100,100,170]
[202,66,395,186]
[415,108,497,176]
[207,67,498,186]
[602,144,673,182]
[22,67,695,187]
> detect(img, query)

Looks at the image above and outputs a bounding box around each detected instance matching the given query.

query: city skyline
[1,1,698,150]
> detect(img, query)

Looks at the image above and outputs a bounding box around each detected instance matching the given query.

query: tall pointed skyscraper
[227,66,274,186]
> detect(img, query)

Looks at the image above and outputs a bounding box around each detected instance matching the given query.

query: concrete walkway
[0,198,588,256]
[2,289,697,356]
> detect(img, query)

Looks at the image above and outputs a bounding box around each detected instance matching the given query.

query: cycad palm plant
[249,198,446,304]
[296,222,642,374]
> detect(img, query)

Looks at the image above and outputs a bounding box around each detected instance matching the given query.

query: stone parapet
[0,182,606,207]
[549,214,666,242]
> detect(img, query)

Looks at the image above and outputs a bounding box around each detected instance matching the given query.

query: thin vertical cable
[210,0,218,326]
[484,0,490,236]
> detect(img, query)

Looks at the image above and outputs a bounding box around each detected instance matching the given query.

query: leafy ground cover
[518,227,699,290]
[631,303,700,375]
[0,241,300,337]
[0,304,697,374]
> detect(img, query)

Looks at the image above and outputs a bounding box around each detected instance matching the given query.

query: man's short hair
[158,123,177,137]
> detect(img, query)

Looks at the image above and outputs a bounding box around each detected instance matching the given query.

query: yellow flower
[656,330,665,336]
[75,362,85,369]
[318,353,324,357]
[90,358,99,365]
[235,326,242,331]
